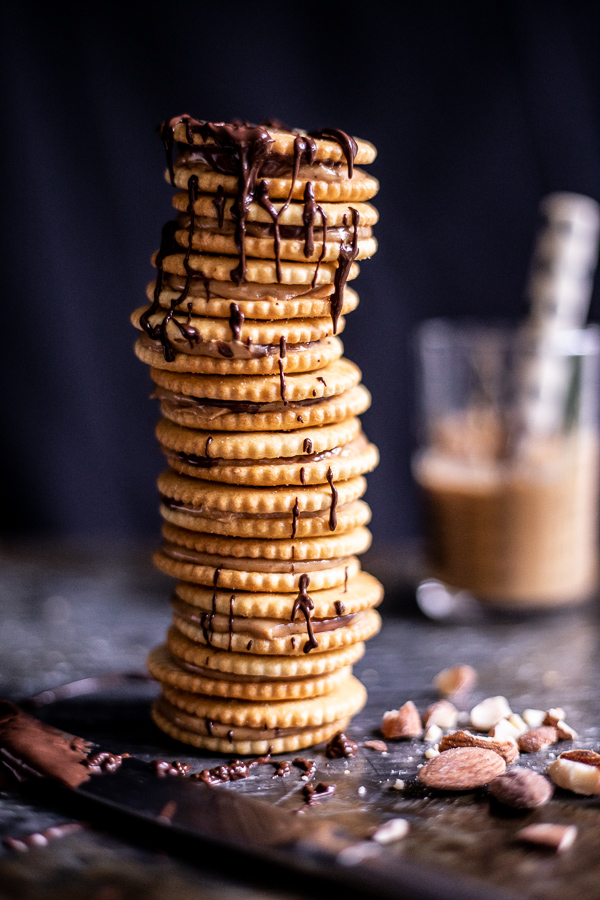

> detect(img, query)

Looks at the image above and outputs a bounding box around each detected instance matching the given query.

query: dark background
[3,1,600,543]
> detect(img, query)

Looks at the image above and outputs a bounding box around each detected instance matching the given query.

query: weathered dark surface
[1,541,600,899]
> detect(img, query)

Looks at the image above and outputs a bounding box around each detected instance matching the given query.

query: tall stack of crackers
[134,116,383,755]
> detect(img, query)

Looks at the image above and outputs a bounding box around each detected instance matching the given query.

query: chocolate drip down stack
[134,116,382,754]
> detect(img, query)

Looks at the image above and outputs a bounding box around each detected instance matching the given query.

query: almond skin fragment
[362,740,388,752]
[434,664,477,699]
[418,746,506,790]
[422,700,458,730]
[516,823,577,852]
[559,749,600,766]
[488,768,553,808]
[439,730,519,764]
[381,701,422,740]
[518,726,558,754]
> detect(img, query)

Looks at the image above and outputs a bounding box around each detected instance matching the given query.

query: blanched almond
[422,700,458,730]
[470,696,512,731]
[548,754,600,794]
[522,709,545,728]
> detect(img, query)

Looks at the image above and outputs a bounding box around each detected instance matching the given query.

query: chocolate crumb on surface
[326,731,358,758]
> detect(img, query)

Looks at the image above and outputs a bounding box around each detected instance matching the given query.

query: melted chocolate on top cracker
[155,115,363,337]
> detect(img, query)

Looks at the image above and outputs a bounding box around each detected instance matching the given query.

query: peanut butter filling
[160,274,335,301]
[138,331,322,360]
[160,436,368,470]
[171,595,359,640]
[162,543,349,573]
[172,656,347,684]
[156,695,340,740]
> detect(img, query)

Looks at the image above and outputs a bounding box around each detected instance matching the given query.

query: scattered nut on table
[516,823,577,852]
[518,726,558,754]
[470,696,512,731]
[418,746,506,790]
[381,701,423,739]
[488,768,553,808]
[422,700,459,730]
[433,664,477,699]
[371,818,410,844]
[439,730,519,764]
[547,751,600,794]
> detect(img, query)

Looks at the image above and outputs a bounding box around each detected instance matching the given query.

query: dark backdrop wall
[3,1,600,542]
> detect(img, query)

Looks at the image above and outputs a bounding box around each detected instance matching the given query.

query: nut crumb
[470,696,512,731]
[371,818,410,844]
[381,701,423,740]
[422,700,458,730]
[392,779,405,791]
[423,724,443,743]
[363,740,388,753]
[518,726,558,754]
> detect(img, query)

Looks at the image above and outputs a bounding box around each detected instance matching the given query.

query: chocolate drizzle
[200,566,221,645]
[330,207,360,333]
[326,466,338,531]
[279,335,287,358]
[309,128,358,177]
[335,600,346,616]
[213,184,226,229]
[228,594,235,651]
[158,116,362,296]
[344,565,349,592]
[278,358,288,405]
[303,438,313,454]
[291,497,300,539]
[299,466,306,485]
[291,574,318,653]
[228,302,244,341]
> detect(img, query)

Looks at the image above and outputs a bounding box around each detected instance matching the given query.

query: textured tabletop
[1,541,600,900]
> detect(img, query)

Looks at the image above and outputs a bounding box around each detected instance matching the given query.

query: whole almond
[488,768,553,808]
[422,700,458,730]
[439,730,519,764]
[516,823,577,852]
[418,746,506,790]
[381,701,422,740]
[518,726,558,754]
[434,664,477,699]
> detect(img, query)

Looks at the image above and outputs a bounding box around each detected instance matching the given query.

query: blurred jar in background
[413,319,600,610]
